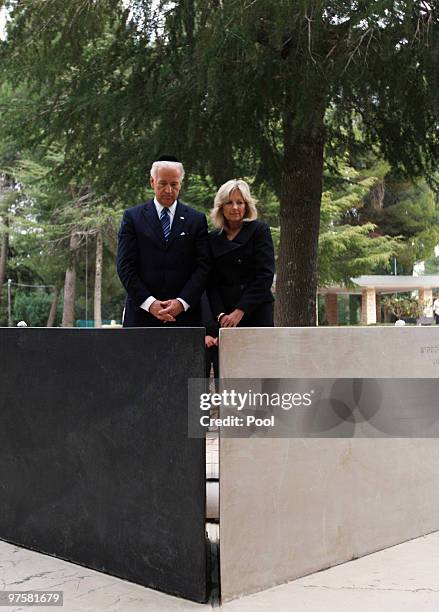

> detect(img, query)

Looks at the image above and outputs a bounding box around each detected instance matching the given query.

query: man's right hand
[149,300,176,322]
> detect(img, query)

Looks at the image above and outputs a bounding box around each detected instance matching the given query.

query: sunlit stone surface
[219,327,439,601]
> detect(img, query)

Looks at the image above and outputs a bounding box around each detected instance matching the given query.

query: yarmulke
[156,155,180,162]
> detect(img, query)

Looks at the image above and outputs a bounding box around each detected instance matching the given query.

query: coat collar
[142,199,188,247]
[209,221,259,257]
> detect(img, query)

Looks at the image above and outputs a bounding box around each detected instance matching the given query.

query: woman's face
[222,189,247,225]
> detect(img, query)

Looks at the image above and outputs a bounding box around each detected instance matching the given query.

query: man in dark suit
[117,156,210,327]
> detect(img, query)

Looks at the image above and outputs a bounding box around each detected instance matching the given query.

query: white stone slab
[219,327,439,601]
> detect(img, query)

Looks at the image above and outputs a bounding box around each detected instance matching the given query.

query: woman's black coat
[207,220,275,327]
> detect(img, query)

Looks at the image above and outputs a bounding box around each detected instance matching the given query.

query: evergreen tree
[358,175,439,273]
[318,161,400,286]
[1,1,438,324]
[161,1,439,324]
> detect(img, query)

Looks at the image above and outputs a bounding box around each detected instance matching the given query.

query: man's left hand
[219,308,245,328]
[159,299,184,319]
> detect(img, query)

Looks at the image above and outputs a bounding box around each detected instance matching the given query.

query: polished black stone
[0,328,207,603]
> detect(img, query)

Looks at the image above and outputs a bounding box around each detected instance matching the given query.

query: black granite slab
[0,328,208,603]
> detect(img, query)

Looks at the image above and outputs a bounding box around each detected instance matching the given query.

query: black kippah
[156,155,180,162]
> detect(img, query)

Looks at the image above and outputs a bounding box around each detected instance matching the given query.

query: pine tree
[2,1,439,324]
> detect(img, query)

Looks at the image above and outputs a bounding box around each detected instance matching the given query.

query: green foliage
[1,1,439,324]
[424,253,439,274]
[318,160,400,285]
[3,1,438,195]
[74,237,125,320]
[359,176,439,272]
[180,174,216,217]
[382,296,425,320]
[11,289,61,326]
[0,115,126,322]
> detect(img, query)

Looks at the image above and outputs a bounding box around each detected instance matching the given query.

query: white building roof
[319,275,439,295]
[352,275,439,292]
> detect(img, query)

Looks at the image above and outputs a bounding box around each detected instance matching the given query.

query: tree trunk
[275,112,325,326]
[0,215,9,307]
[94,229,103,328]
[0,172,11,306]
[46,286,60,327]
[62,232,80,327]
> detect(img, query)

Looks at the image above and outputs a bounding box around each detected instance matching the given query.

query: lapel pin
[180,231,186,236]
[180,216,185,219]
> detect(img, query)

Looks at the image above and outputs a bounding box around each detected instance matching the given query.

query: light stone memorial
[218,326,439,601]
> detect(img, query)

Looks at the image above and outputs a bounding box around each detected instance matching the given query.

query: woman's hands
[205,335,218,348]
[219,308,245,328]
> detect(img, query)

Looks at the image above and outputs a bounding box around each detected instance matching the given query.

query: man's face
[150,166,182,207]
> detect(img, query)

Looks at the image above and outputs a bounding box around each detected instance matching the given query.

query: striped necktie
[160,207,171,241]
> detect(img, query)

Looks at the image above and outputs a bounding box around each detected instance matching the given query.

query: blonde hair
[210,179,258,230]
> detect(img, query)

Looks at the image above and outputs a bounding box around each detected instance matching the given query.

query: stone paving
[1,531,439,610]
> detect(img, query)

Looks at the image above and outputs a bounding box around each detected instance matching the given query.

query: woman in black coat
[208,179,275,328]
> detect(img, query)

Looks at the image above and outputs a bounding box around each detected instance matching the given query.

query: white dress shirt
[140,198,189,313]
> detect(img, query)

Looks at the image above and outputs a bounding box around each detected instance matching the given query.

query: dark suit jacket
[117,199,210,327]
[201,292,218,338]
[208,220,275,327]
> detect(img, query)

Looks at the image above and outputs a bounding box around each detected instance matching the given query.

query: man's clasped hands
[149,298,184,322]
